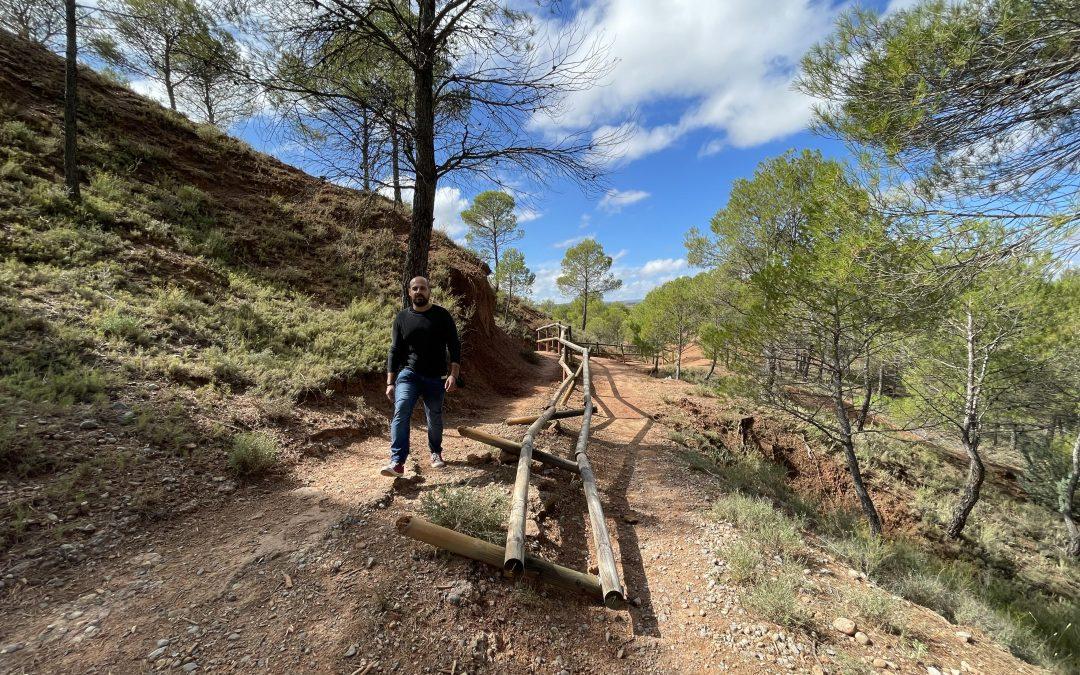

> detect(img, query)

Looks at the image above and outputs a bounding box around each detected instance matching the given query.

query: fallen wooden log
[575,351,626,609]
[505,408,585,425]
[504,402,561,577]
[396,516,601,600]
[456,426,579,474]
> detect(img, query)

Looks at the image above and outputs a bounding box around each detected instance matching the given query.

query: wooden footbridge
[396,322,626,609]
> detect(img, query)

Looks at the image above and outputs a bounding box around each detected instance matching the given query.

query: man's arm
[386,314,404,399]
[444,310,461,392]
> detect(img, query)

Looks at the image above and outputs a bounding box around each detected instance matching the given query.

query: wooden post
[506,408,586,425]
[504,403,560,576]
[396,516,602,600]
[575,351,626,609]
[457,427,580,473]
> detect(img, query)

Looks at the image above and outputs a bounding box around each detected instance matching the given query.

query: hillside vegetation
[0,32,531,573]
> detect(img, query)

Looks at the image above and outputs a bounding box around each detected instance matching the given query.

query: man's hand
[444,375,457,392]
[385,383,395,400]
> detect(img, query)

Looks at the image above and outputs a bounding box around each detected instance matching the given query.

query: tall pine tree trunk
[580,280,589,330]
[361,108,371,191]
[1061,429,1079,557]
[856,352,873,432]
[164,46,177,111]
[390,113,402,204]
[403,0,437,304]
[63,0,80,201]
[947,308,985,540]
[830,326,882,536]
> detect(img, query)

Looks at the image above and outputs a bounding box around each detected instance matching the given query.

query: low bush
[228,431,279,476]
[740,570,810,629]
[711,493,804,558]
[419,485,508,544]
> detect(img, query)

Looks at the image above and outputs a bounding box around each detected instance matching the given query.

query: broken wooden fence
[397,322,626,609]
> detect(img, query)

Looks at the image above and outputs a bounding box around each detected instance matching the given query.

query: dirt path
[0,355,1038,674]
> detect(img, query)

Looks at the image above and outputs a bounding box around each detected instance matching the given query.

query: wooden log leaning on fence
[505,408,585,425]
[558,338,626,609]
[456,426,580,474]
[396,516,602,600]
[503,366,580,577]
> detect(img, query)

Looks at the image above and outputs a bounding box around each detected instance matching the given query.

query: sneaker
[430,452,446,469]
[380,462,404,477]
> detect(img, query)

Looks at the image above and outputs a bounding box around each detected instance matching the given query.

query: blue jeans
[390,368,445,464]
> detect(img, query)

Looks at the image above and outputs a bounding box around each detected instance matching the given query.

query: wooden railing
[398,322,626,609]
[535,323,644,360]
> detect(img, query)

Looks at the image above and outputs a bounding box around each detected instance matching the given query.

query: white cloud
[433,187,471,238]
[531,260,564,300]
[533,0,839,163]
[609,257,690,301]
[598,188,651,213]
[639,257,686,276]
[378,184,471,240]
[553,235,590,249]
[579,213,592,229]
[533,255,690,302]
[516,207,543,223]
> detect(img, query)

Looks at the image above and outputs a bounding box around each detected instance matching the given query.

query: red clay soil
[0,354,1041,674]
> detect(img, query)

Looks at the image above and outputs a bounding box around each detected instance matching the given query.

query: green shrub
[955,596,1050,666]
[885,571,958,621]
[0,120,40,151]
[824,532,899,577]
[724,540,766,583]
[711,493,804,557]
[419,485,508,544]
[95,308,148,344]
[844,588,903,634]
[200,228,232,260]
[740,570,810,628]
[228,431,279,476]
[88,170,129,203]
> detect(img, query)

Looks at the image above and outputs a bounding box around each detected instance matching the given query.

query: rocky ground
[0,354,1043,674]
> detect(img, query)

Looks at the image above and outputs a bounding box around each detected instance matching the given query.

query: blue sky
[127,0,903,301]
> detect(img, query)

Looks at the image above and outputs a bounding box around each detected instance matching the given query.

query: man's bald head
[408,276,432,309]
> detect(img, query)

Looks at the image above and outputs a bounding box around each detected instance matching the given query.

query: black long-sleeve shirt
[386,305,461,378]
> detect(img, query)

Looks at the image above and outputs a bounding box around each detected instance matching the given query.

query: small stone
[446,580,475,606]
[855,631,871,645]
[873,658,888,668]
[927,668,943,675]
[227,633,240,641]
[157,639,170,647]
[955,631,973,643]
[832,617,857,636]
[79,419,100,430]
[344,645,357,658]
[147,647,166,660]
[1,643,25,654]
[616,647,625,659]
[182,663,198,672]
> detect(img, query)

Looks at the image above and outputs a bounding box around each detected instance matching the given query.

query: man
[381,276,461,477]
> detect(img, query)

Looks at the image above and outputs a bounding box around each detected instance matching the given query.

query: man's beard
[411,294,429,307]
